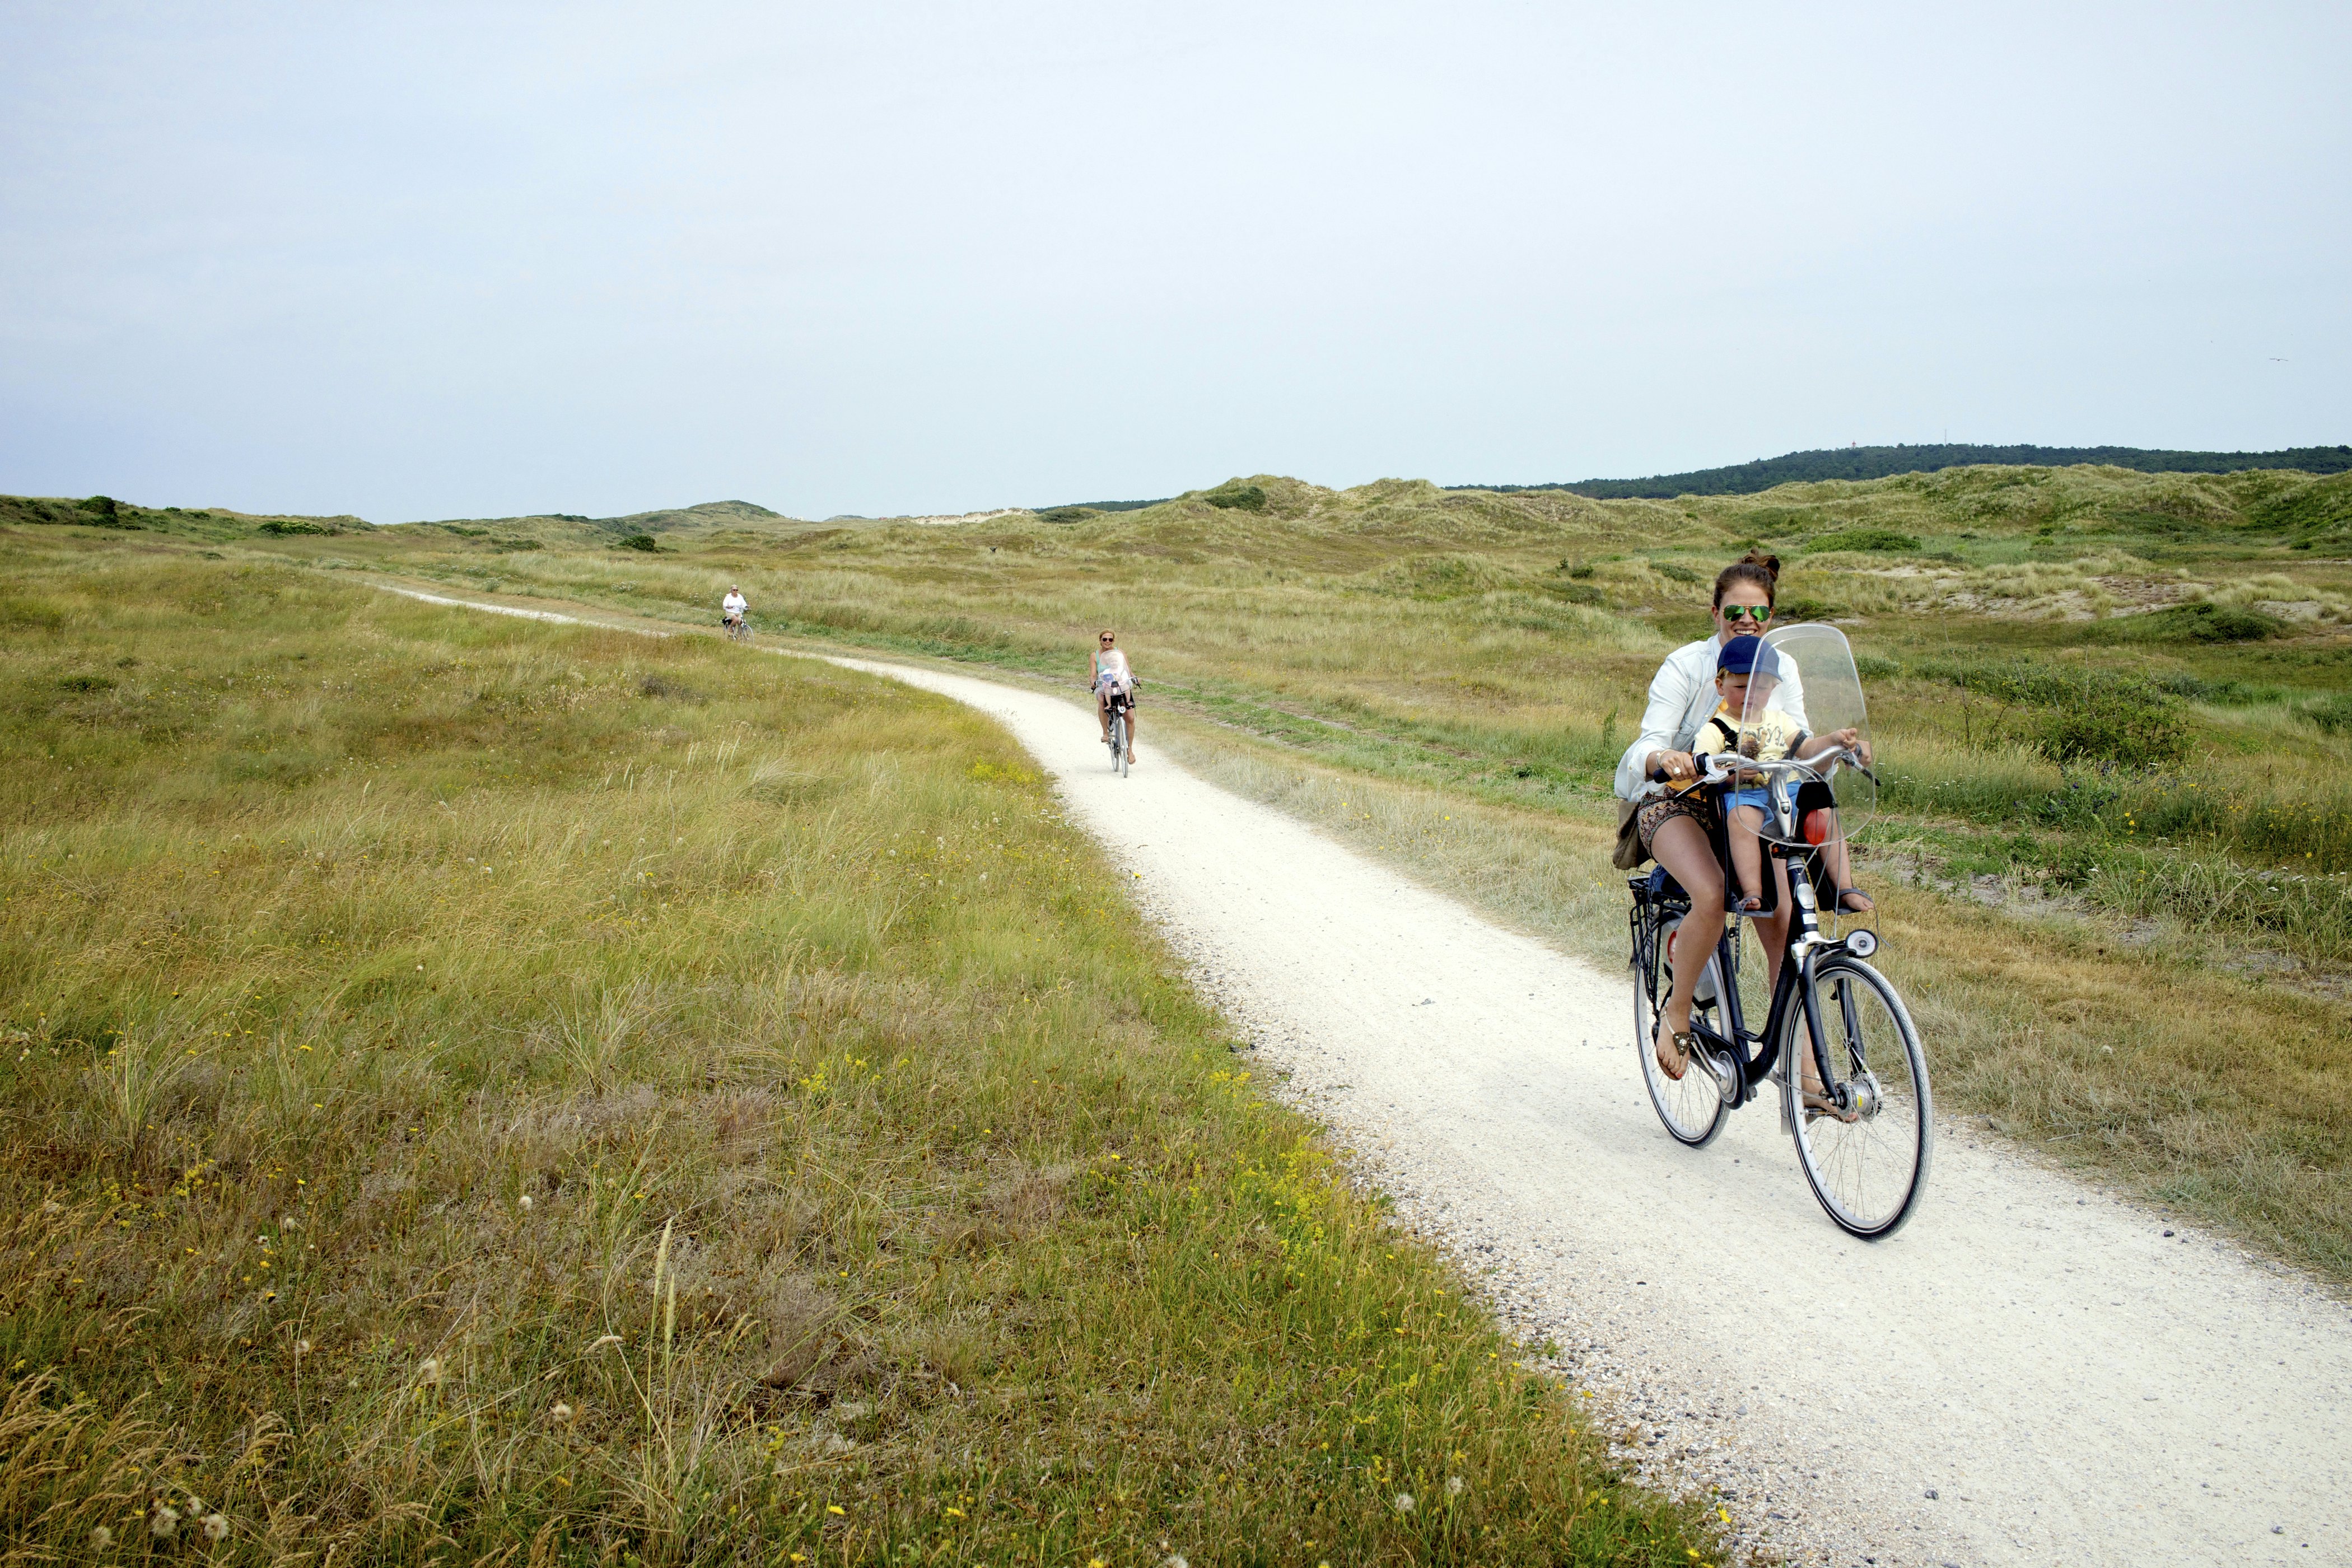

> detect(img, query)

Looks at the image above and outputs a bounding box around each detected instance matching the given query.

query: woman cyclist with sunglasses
[1089,630,1137,764]
[1614,550,1858,1082]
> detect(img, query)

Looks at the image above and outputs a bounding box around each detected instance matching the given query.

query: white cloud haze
[1,1,2345,520]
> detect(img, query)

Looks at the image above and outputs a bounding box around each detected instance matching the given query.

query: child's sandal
[1835,888,1875,914]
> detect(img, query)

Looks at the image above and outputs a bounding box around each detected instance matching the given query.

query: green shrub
[2307,693,2352,734]
[60,494,141,530]
[1805,528,1920,553]
[1653,561,1701,584]
[2151,671,2265,703]
[258,519,332,536]
[1379,554,1509,599]
[1926,659,2188,769]
[1204,484,1268,512]
[617,533,660,552]
[1035,506,1101,525]
[2127,602,2282,643]
[2037,694,2187,769]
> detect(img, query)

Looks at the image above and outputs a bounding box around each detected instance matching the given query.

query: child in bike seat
[1697,637,1869,914]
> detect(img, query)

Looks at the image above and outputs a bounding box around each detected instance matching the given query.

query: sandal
[1653,1017,1692,1082]
[1734,892,1763,913]
[1836,888,1875,914]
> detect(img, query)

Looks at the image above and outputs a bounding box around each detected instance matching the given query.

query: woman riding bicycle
[1090,630,1136,764]
[1616,550,1859,1082]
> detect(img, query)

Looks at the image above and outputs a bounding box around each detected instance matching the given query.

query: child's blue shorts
[1723,787,1769,815]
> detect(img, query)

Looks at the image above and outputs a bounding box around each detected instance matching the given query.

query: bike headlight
[1844,929,1879,958]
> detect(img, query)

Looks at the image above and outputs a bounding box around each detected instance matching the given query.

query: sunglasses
[1719,604,1773,624]
[1099,637,1114,644]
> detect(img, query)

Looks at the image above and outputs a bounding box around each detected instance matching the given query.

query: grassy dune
[0,540,1712,1562]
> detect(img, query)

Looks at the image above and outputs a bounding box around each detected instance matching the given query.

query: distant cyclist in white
[1090,629,1137,764]
[721,586,748,630]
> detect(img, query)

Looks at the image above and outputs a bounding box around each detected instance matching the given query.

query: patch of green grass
[0,542,1711,1563]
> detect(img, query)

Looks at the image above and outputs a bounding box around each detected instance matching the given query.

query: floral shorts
[1636,791,1714,853]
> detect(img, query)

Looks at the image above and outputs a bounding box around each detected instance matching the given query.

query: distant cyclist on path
[1090,629,1137,765]
[722,585,748,633]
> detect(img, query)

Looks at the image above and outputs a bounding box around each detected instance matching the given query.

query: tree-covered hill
[1467,443,2352,500]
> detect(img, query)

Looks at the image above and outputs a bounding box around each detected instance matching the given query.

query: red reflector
[1804,810,1833,846]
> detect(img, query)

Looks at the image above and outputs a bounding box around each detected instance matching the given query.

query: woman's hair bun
[1712,549,1782,608]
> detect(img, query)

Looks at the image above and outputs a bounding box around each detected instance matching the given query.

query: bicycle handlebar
[1645,747,1866,789]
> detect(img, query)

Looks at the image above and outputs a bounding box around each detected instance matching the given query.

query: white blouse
[1613,635,1807,800]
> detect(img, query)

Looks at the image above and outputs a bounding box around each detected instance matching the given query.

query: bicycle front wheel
[1633,911,1729,1147]
[1110,713,1127,775]
[1788,954,1931,1238]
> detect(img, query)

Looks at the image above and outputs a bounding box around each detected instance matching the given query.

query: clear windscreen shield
[1731,623,1877,844]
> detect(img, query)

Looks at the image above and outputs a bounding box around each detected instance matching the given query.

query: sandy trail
[368,587,2348,1564]
[831,656,2349,1568]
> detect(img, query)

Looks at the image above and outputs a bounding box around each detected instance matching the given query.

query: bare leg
[1097,692,1110,741]
[1729,804,1766,911]
[1819,814,1873,911]
[1649,813,1727,1072]
[1124,705,1137,762]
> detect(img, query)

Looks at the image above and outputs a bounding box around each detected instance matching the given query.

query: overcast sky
[2,2,2345,522]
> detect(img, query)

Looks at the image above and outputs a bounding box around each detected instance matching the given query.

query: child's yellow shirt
[1693,702,1808,773]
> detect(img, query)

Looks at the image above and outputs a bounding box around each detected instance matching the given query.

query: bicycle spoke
[1789,957,1931,1238]
[1632,906,1728,1147]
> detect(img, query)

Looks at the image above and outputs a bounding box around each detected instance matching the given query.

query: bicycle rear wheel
[1788,954,1931,1238]
[1632,910,1729,1147]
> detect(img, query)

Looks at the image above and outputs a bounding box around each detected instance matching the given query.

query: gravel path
[834,656,2352,1568]
[365,587,2351,1566]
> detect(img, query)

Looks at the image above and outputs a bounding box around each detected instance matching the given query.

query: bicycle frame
[1687,842,1819,1126]
[1640,768,1872,1129]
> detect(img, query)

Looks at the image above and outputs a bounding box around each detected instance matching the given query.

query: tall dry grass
[0,538,1716,1563]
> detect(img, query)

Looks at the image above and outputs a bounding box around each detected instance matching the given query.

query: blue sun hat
[1716,635,1781,678]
